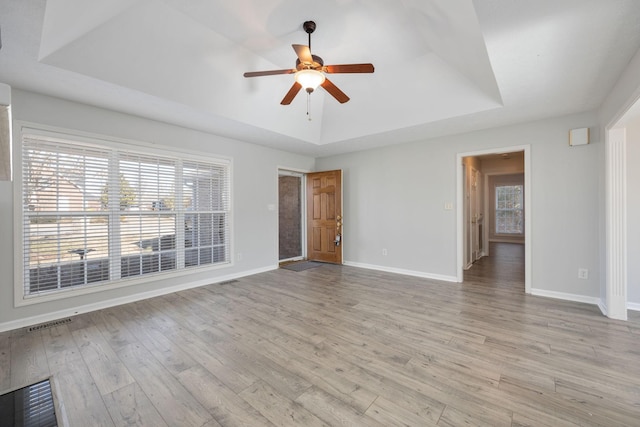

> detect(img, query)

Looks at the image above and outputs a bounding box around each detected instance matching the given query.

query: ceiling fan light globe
[295,69,325,91]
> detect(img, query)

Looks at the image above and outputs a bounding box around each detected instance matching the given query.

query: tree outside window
[100,173,136,210]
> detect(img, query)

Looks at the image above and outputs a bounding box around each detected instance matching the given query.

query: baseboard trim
[556,296,640,317]
[627,302,640,312]
[530,288,601,306]
[343,261,458,283]
[598,300,608,316]
[0,265,277,333]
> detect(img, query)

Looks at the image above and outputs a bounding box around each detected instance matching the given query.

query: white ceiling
[1,0,639,157]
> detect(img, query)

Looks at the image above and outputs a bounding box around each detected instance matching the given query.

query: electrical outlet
[578,268,588,279]
[382,248,388,256]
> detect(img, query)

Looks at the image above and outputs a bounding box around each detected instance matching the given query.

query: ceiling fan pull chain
[307,92,312,121]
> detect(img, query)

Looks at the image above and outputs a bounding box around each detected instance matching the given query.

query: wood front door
[306,170,342,264]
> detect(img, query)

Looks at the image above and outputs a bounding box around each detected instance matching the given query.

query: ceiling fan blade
[321,78,350,104]
[244,69,295,78]
[281,82,302,105]
[292,44,313,64]
[324,63,375,74]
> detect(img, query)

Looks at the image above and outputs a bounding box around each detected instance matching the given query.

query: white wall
[600,47,640,128]
[0,89,315,330]
[316,112,602,299]
[627,115,640,304]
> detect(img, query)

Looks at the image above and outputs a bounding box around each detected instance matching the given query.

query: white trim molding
[598,300,608,317]
[605,127,628,320]
[531,288,601,307]
[344,261,458,283]
[627,302,640,312]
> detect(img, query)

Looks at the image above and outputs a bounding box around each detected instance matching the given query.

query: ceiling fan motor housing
[303,21,316,34]
[296,55,324,70]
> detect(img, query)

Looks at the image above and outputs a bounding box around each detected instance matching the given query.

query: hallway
[464,242,525,293]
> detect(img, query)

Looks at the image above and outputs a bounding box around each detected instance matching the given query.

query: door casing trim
[277,167,310,263]
[456,145,531,294]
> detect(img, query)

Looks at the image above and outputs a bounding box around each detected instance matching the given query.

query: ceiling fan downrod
[303,21,316,51]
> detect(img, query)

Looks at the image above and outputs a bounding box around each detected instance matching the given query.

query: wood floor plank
[511,411,580,427]
[105,306,201,377]
[148,293,213,333]
[295,386,386,427]
[41,324,84,374]
[239,379,329,427]
[88,307,140,352]
[211,338,313,401]
[54,362,115,427]
[0,332,11,391]
[71,324,136,395]
[3,243,640,426]
[496,371,626,426]
[116,343,213,427]
[9,329,49,388]
[220,322,380,414]
[163,325,259,393]
[103,383,169,427]
[438,402,511,427]
[365,396,438,427]
[177,364,275,427]
[41,324,79,356]
[553,371,640,408]
[554,377,640,424]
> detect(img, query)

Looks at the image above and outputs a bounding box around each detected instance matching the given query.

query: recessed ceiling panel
[38,0,503,145]
[1,0,637,156]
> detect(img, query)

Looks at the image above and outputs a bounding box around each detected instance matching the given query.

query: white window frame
[495,183,524,235]
[14,123,233,307]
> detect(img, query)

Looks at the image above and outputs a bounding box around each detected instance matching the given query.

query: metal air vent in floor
[27,318,72,333]
[0,379,58,427]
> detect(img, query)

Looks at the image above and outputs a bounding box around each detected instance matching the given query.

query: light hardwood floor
[2,243,640,426]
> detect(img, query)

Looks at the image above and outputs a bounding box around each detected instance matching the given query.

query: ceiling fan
[243,21,375,105]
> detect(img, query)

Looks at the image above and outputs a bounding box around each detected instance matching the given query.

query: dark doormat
[281,261,324,272]
[0,379,58,427]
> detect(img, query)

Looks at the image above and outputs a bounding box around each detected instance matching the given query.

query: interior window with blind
[495,184,523,234]
[21,133,231,297]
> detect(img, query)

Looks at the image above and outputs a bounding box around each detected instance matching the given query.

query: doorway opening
[278,170,305,263]
[278,168,344,266]
[457,146,531,293]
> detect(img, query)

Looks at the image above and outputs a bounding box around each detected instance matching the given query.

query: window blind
[21,134,231,297]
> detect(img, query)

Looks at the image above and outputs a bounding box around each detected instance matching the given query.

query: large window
[21,132,230,298]
[495,184,523,234]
